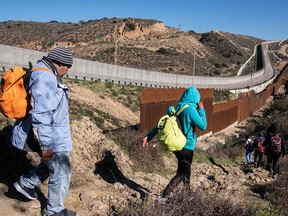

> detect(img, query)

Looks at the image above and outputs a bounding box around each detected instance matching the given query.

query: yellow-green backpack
[157,104,189,152]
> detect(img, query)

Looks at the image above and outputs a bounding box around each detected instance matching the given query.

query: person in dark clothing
[264,123,286,178]
[244,135,254,165]
[253,132,265,168]
[142,87,207,203]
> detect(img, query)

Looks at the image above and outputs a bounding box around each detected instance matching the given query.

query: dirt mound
[0,81,283,216]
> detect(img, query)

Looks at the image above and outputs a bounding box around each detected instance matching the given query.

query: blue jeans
[19,152,71,215]
[246,150,253,164]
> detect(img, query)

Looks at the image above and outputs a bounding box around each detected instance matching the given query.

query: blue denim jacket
[11,62,72,153]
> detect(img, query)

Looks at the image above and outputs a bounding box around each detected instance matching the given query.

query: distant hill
[0,18,264,76]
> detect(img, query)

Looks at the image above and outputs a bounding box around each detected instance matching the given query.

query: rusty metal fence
[140,65,288,136]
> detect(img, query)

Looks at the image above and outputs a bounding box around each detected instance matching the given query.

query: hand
[142,136,149,147]
[41,149,53,163]
[283,155,286,159]
[198,102,204,109]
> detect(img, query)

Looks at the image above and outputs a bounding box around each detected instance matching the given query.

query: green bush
[213,90,235,103]
[271,97,288,112]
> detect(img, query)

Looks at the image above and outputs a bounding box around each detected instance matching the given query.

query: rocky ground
[0,49,287,215]
[0,83,284,216]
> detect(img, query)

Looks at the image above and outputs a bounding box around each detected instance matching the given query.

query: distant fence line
[140,65,288,137]
[1,44,287,137]
[0,43,274,91]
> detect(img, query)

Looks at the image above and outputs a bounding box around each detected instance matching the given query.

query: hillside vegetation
[0,78,288,215]
[0,18,264,76]
[0,18,288,216]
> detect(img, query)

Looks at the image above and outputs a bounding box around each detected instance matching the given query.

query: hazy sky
[1,0,287,41]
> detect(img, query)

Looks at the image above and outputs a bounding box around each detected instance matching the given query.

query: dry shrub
[107,127,166,173]
[205,134,244,163]
[265,159,288,215]
[119,189,254,216]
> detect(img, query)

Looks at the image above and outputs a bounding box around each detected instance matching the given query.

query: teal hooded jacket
[147,87,207,150]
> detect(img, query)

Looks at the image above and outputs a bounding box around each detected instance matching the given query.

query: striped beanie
[47,46,73,67]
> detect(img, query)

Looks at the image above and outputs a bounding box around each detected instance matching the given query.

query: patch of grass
[271,97,288,112]
[194,150,210,163]
[263,159,288,215]
[198,134,244,166]
[65,78,143,112]
[107,127,172,175]
[213,90,237,103]
[117,189,256,216]
[69,99,121,130]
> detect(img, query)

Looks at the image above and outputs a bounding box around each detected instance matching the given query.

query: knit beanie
[47,46,73,67]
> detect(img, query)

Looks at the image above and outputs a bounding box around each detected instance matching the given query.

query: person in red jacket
[264,123,286,178]
[253,132,265,168]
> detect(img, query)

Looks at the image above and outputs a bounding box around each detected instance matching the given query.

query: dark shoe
[13,181,38,200]
[52,209,76,216]
[268,171,273,177]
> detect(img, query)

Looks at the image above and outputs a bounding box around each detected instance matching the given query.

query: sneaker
[155,196,167,205]
[13,181,38,200]
[51,209,77,216]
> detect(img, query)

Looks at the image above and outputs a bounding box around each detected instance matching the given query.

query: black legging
[162,147,194,198]
[254,150,264,168]
[268,152,281,175]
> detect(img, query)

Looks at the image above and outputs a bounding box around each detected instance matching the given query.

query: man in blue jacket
[143,87,207,203]
[12,47,76,216]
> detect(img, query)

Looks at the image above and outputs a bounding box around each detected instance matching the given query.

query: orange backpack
[0,65,52,119]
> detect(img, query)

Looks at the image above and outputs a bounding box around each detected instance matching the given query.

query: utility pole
[114,23,118,65]
[193,48,195,85]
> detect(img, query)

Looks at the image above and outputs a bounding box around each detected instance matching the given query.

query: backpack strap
[175,104,192,137]
[176,104,189,116]
[31,67,54,75]
[24,67,55,92]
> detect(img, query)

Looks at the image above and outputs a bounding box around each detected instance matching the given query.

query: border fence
[0,44,287,137]
[0,43,275,91]
[140,64,288,137]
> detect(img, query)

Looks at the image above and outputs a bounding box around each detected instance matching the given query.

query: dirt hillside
[0,21,286,216]
[1,79,287,216]
[0,18,264,77]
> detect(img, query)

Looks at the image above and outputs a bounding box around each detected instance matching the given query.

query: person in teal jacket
[143,87,207,202]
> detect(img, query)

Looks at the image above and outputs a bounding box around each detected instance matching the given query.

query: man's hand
[41,149,53,163]
[142,136,149,147]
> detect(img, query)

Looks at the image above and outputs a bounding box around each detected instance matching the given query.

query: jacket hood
[175,87,200,110]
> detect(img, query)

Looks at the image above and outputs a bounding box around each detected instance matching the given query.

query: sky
[1,0,287,41]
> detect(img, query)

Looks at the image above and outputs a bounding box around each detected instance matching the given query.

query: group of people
[244,124,287,178]
[7,45,287,215]
[8,45,207,214]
